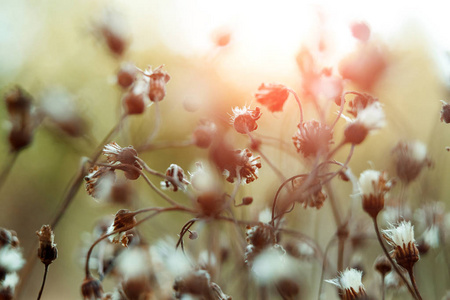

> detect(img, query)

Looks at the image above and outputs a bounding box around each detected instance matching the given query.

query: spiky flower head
[230,106,261,134]
[382,221,419,270]
[359,170,391,218]
[325,268,366,300]
[292,120,333,158]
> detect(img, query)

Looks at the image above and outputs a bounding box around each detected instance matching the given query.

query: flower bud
[36,225,57,266]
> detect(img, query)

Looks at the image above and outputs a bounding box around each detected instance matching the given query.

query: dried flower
[106,209,137,247]
[0,247,25,274]
[291,176,327,209]
[359,170,391,218]
[344,102,385,145]
[36,225,58,266]
[440,100,450,123]
[81,276,103,300]
[382,221,419,270]
[292,120,333,158]
[326,268,366,300]
[85,166,116,199]
[245,223,277,266]
[145,65,171,102]
[173,269,231,300]
[103,142,142,180]
[254,83,289,113]
[392,140,431,184]
[117,62,137,88]
[196,191,228,217]
[374,255,392,276]
[123,77,148,115]
[0,272,19,299]
[347,93,378,118]
[96,9,128,56]
[161,164,190,192]
[222,148,262,184]
[230,106,262,134]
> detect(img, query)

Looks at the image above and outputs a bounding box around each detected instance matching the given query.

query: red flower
[254,83,289,113]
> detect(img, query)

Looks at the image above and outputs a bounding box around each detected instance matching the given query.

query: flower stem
[36,264,49,300]
[372,217,418,299]
[0,151,19,195]
[407,268,423,300]
[287,88,304,125]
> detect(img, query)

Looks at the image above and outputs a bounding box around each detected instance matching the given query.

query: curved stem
[36,264,49,300]
[372,217,418,299]
[139,170,182,207]
[330,91,363,129]
[287,88,304,125]
[317,237,337,300]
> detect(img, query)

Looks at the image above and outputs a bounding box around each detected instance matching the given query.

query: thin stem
[0,151,19,195]
[36,264,49,300]
[317,237,337,300]
[381,274,385,300]
[330,91,363,129]
[287,88,304,125]
[145,99,162,144]
[139,170,182,207]
[372,217,418,299]
[407,268,423,300]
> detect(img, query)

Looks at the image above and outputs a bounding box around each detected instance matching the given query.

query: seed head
[254,83,289,113]
[117,62,137,88]
[374,255,392,276]
[123,77,147,115]
[230,106,262,134]
[292,120,333,158]
[192,119,217,149]
[392,140,431,184]
[81,276,103,300]
[145,65,171,102]
[382,221,419,270]
[245,223,277,266]
[36,225,57,266]
[359,170,391,218]
[161,164,190,192]
[107,209,137,247]
[325,268,366,300]
[344,102,385,145]
[103,142,142,180]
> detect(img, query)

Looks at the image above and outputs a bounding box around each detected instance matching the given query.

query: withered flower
[326,268,367,300]
[292,120,333,158]
[106,209,137,247]
[382,221,419,271]
[230,106,262,134]
[359,170,392,218]
[145,65,171,102]
[36,225,57,266]
[254,83,289,113]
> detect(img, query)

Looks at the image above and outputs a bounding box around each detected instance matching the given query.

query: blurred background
[1,0,450,299]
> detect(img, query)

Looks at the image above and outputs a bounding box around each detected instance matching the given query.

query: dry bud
[103,142,142,180]
[36,225,57,266]
[81,276,103,300]
[392,140,431,184]
[230,106,261,134]
[197,192,228,217]
[344,102,385,145]
[291,176,327,209]
[107,209,137,247]
[359,170,391,218]
[292,120,333,158]
[145,65,171,102]
[117,62,137,88]
[161,164,190,192]
[85,166,116,199]
[374,255,392,276]
[192,119,217,148]
[245,223,277,266]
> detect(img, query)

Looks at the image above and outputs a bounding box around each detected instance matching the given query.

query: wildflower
[96,9,128,56]
[161,164,190,192]
[145,65,171,102]
[81,276,103,300]
[223,148,262,184]
[344,102,385,145]
[106,209,137,247]
[251,246,294,284]
[359,170,391,218]
[0,272,19,299]
[291,176,327,209]
[116,247,150,279]
[254,83,289,113]
[117,62,137,88]
[4,86,34,151]
[382,221,419,270]
[326,268,366,300]
[230,106,261,134]
[103,142,142,180]
[0,247,25,274]
[123,76,148,115]
[292,120,333,158]
[189,162,217,192]
[192,119,217,148]
[347,93,378,118]
[36,225,58,266]
[392,140,431,184]
[245,223,277,266]
[374,255,392,276]
[84,166,116,199]
[196,191,228,217]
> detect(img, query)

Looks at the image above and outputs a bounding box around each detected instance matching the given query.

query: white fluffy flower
[409,141,427,162]
[258,208,272,224]
[358,169,382,196]
[0,247,25,273]
[325,268,365,294]
[251,246,295,283]
[423,225,440,249]
[356,102,386,130]
[382,221,416,246]
[0,272,19,291]
[116,247,150,279]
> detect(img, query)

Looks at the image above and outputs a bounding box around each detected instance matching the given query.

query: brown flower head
[230,106,262,134]
[254,83,289,113]
[358,170,392,218]
[196,191,228,217]
[347,93,378,118]
[382,221,419,270]
[192,119,217,149]
[326,268,366,300]
[117,62,137,89]
[223,148,262,184]
[106,209,137,248]
[245,223,277,266]
[96,9,128,56]
[292,120,333,158]
[36,225,58,266]
[144,65,171,102]
[103,142,142,180]
[392,140,431,184]
[123,77,148,115]
[84,166,116,199]
[173,269,231,300]
[81,276,103,300]
[161,164,190,192]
